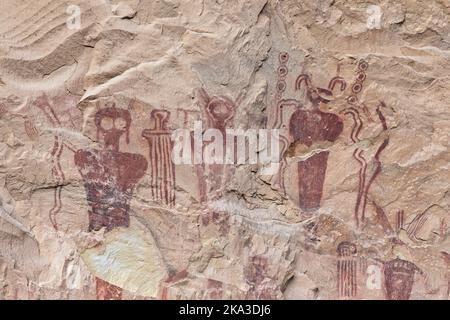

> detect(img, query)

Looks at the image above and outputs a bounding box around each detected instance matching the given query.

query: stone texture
[0,0,449,299]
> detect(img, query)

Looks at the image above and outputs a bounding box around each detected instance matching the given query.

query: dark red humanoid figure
[74,104,148,299]
[289,74,344,211]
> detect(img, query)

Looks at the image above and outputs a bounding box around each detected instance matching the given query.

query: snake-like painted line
[34,95,65,230]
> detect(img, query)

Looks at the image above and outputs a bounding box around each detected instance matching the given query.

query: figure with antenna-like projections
[74,103,148,299]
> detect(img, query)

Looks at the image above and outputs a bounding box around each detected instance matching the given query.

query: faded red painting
[290,77,344,212]
[74,104,148,299]
[142,109,176,206]
[95,278,123,300]
[384,258,419,300]
[244,255,279,299]
[336,241,358,299]
[196,88,241,203]
[340,61,390,228]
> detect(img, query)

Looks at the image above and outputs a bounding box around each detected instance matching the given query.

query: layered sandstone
[0,0,449,299]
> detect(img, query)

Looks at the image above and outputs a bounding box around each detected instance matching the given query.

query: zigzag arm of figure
[47,127,98,154]
[234,90,246,107]
[371,200,395,236]
[269,134,290,194]
[376,102,388,131]
[196,88,211,109]
[273,99,302,129]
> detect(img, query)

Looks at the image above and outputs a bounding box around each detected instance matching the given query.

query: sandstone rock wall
[0,0,448,299]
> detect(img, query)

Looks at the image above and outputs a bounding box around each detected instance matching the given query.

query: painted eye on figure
[114,117,127,130]
[100,116,114,131]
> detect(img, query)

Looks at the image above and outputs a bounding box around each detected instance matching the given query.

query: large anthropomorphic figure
[289,74,344,211]
[271,52,346,213]
[74,104,148,299]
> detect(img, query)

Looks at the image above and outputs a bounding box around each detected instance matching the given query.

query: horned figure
[383,258,420,300]
[336,241,358,299]
[287,72,345,211]
[74,104,148,299]
[142,109,176,206]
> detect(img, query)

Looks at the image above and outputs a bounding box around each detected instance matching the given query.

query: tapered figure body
[384,258,418,300]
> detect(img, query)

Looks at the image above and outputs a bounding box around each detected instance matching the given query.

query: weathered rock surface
[0,0,448,299]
